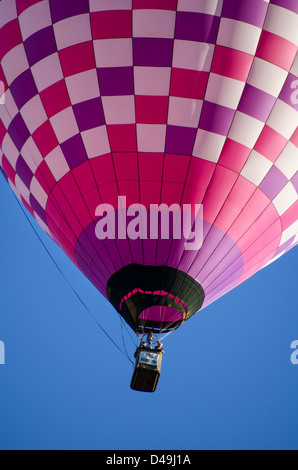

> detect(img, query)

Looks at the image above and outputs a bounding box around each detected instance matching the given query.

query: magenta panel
[139,306,183,324]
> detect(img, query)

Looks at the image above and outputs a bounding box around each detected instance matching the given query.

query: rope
[13,194,132,364]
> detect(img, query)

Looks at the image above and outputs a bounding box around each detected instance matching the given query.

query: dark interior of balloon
[107,264,205,334]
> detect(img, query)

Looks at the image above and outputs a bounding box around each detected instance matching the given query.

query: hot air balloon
[0,0,297,392]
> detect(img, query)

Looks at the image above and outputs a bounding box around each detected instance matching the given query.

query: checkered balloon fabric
[0,0,297,319]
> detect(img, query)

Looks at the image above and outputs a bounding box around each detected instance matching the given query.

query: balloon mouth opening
[119,290,186,334]
[107,264,205,334]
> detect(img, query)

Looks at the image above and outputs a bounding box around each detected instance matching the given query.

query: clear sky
[0,175,297,450]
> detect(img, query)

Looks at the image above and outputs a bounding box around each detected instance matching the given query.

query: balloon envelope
[0,0,297,334]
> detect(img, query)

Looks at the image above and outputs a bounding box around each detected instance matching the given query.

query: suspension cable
[13,194,132,363]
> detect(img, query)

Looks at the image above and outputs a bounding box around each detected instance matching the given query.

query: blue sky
[0,175,297,450]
